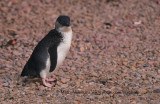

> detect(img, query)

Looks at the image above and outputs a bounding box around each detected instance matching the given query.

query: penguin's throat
[57,26,71,33]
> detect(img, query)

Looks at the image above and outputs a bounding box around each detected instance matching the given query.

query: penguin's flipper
[48,45,57,72]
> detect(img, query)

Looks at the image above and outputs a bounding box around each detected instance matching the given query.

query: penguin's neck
[60,29,72,44]
[56,27,72,43]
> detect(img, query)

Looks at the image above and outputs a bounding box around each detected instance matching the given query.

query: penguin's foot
[46,78,56,82]
[42,78,55,87]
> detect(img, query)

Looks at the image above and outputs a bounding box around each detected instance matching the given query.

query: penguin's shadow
[17,76,57,87]
[22,77,41,86]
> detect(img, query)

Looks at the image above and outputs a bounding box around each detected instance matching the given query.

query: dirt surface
[0,0,160,103]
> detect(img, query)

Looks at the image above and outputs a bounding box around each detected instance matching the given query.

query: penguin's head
[55,15,71,32]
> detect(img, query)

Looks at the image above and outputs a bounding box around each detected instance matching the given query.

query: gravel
[0,0,160,103]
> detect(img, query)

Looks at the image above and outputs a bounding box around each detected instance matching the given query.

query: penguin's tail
[21,63,37,77]
[21,64,29,77]
[21,68,27,77]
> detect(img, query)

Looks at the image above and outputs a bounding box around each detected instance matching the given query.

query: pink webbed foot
[42,78,55,87]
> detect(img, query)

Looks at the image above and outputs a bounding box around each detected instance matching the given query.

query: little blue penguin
[21,15,72,87]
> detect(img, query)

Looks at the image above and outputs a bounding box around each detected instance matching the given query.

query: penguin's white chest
[56,31,72,69]
[40,30,72,78]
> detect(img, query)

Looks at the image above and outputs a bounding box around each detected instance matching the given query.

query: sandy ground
[0,0,160,103]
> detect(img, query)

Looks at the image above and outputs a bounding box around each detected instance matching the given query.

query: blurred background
[0,0,160,103]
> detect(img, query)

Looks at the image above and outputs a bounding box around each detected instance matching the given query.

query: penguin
[21,15,72,87]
